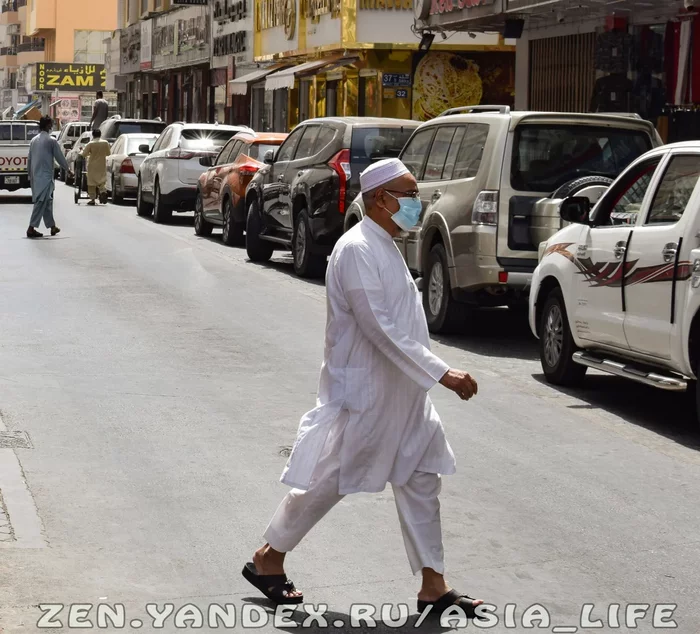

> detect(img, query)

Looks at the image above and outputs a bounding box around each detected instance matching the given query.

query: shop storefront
[250,0,513,130]
[119,22,143,118]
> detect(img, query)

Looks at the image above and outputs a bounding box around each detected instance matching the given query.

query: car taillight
[238,164,259,176]
[472,191,499,226]
[329,149,351,214]
[120,158,135,174]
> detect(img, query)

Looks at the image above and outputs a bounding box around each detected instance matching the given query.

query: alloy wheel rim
[195,198,202,231]
[428,262,444,316]
[544,305,564,368]
[295,218,307,266]
[223,203,230,239]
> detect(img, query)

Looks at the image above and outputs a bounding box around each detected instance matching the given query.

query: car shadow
[252,255,327,288]
[241,597,456,633]
[432,308,539,362]
[533,373,700,447]
[0,194,32,204]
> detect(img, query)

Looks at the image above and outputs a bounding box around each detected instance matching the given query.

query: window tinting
[423,127,456,182]
[313,126,336,154]
[113,122,167,138]
[351,126,414,171]
[453,124,488,180]
[442,127,466,181]
[181,129,236,149]
[294,126,320,160]
[647,155,700,225]
[0,123,11,141]
[511,124,651,193]
[400,129,435,180]
[276,127,305,162]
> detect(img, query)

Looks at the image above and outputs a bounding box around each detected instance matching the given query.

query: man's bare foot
[418,569,483,608]
[252,545,302,599]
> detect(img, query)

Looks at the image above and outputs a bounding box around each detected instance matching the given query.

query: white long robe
[281,215,456,495]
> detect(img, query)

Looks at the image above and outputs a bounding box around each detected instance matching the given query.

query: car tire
[194,193,213,237]
[152,181,172,224]
[136,179,153,217]
[245,198,273,263]
[539,287,587,386]
[293,209,326,278]
[222,198,245,247]
[551,176,614,200]
[111,172,123,205]
[423,243,469,334]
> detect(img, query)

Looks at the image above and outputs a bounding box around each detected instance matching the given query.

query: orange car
[195,131,288,245]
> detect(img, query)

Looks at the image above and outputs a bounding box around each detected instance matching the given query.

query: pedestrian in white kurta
[243,158,483,618]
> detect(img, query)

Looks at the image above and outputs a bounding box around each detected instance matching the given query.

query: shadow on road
[533,372,700,448]
[433,308,538,362]
[0,194,32,204]
[242,597,455,633]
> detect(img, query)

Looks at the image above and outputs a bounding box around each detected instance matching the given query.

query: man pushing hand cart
[79,128,110,206]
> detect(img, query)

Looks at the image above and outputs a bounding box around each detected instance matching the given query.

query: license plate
[4,176,19,184]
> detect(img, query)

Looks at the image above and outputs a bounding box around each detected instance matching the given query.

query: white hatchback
[136,122,251,223]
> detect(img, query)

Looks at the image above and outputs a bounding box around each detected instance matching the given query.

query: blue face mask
[385,192,422,231]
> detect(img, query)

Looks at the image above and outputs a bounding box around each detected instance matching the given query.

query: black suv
[99,117,167,145]
[244,117,419,278]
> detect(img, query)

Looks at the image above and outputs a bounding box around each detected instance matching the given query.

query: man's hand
[440,369,478,401]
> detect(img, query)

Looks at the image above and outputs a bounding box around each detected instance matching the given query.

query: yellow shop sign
[35,63,107,92]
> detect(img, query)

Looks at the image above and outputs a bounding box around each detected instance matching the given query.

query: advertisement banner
[54,97,81,128]
[34,63,106,92]
[154,23,176,56]
[140,19,152,70]
[121,23,141,75]
[177,15,207,54]
[411,51,514,120]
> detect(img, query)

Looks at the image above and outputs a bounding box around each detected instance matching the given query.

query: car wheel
[194,193,213,237]
[111,173,123,205]
[222,198,245,247]
[293,209,326,278]
[423,243,469,334]
[245,198,273,263]
[136,179,153,217]
[539,287,587,386]
[152,181,172,224]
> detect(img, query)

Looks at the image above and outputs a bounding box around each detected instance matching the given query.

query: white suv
[136,122,251,223]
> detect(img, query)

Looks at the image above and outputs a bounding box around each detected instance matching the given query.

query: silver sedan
[106,134,159,204]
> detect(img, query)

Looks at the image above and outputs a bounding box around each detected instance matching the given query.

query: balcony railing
[17,41,43,52]
[16,0,25,6]
[1,0,18,13]
[0,47,17,55]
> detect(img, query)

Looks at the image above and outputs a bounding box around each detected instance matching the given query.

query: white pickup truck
[0,120,39,192]
[529,141,700,417]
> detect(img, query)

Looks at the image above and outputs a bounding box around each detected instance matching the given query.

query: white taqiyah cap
[359,158,409,193]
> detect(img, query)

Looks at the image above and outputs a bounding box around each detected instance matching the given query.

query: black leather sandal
[242,561,304,605]
[417,589,481,619]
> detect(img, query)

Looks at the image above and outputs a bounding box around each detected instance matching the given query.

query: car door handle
[613,241,627,259]
[431,190,441,202]
[662,243,678,263]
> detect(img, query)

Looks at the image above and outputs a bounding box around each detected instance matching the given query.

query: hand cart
[73,155,87,204]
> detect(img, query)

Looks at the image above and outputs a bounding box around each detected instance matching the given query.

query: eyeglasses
[384,189,420,201]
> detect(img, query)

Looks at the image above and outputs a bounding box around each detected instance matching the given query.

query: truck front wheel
[539,288,587,386]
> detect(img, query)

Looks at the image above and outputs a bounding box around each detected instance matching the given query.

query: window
[73,30,110,64]
[249,143,279,161]
[423,127,456,182]
[180,129,235,150]
[646,155,700,225]
[294,126,320,160]
[511,125,652,193]
[442,127,466,181]
[0,124,11,141]
[126,136,156,155]
[351,126,414,173]
[114,122,166,138]
[313,126,336,155]
[216,140,237,166]
[276,127,305,162]
[453,124,489,180]
[400,129,435,180]
[592,159,660,226]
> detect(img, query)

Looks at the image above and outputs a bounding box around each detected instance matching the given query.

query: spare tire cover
[552,175,613,200]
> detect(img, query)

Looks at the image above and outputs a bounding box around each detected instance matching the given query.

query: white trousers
[264,415,445,575]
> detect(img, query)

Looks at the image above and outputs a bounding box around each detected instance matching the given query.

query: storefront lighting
[418,32,435,51]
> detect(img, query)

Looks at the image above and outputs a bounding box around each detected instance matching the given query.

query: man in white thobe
[243,158,483,617]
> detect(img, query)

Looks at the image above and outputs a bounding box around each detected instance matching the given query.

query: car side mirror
[560,196,591,225]
[138,144,151,154]
[263,149,275,165]
[63,141,74,149]
[199,156,213,167]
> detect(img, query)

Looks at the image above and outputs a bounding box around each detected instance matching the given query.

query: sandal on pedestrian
[50,227,60,236]
[417,589,481,619]
[242,561,304,605]
[26,228,43,238]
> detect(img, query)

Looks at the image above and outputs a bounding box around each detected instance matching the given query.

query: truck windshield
[511,124,652,193]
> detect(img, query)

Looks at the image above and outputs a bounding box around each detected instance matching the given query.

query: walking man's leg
[28,199,44,237]
[393,472,483,616]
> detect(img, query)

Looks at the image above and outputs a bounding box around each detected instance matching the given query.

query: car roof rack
[437,105,511,117]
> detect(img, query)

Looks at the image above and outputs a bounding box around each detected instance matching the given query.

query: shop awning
[229,64,289,96]
[317,57,360,75]
[265,58,342,91]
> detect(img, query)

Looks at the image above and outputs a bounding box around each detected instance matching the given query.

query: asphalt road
[1,183,700,633]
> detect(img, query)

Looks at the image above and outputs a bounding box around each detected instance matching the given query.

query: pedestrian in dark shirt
[90,91,109,132]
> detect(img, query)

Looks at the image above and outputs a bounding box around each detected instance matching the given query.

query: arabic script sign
[35,63,106,92]
[429,0,494,14]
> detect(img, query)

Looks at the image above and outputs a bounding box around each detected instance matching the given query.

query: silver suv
[344,106,662,333]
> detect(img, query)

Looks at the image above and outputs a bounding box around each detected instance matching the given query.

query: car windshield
[180,129,236,150]
[511,124,652,193]
[114,122,166,138]
[126,137,157,154]
[350,127,415,171]
[248,143,280,160]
